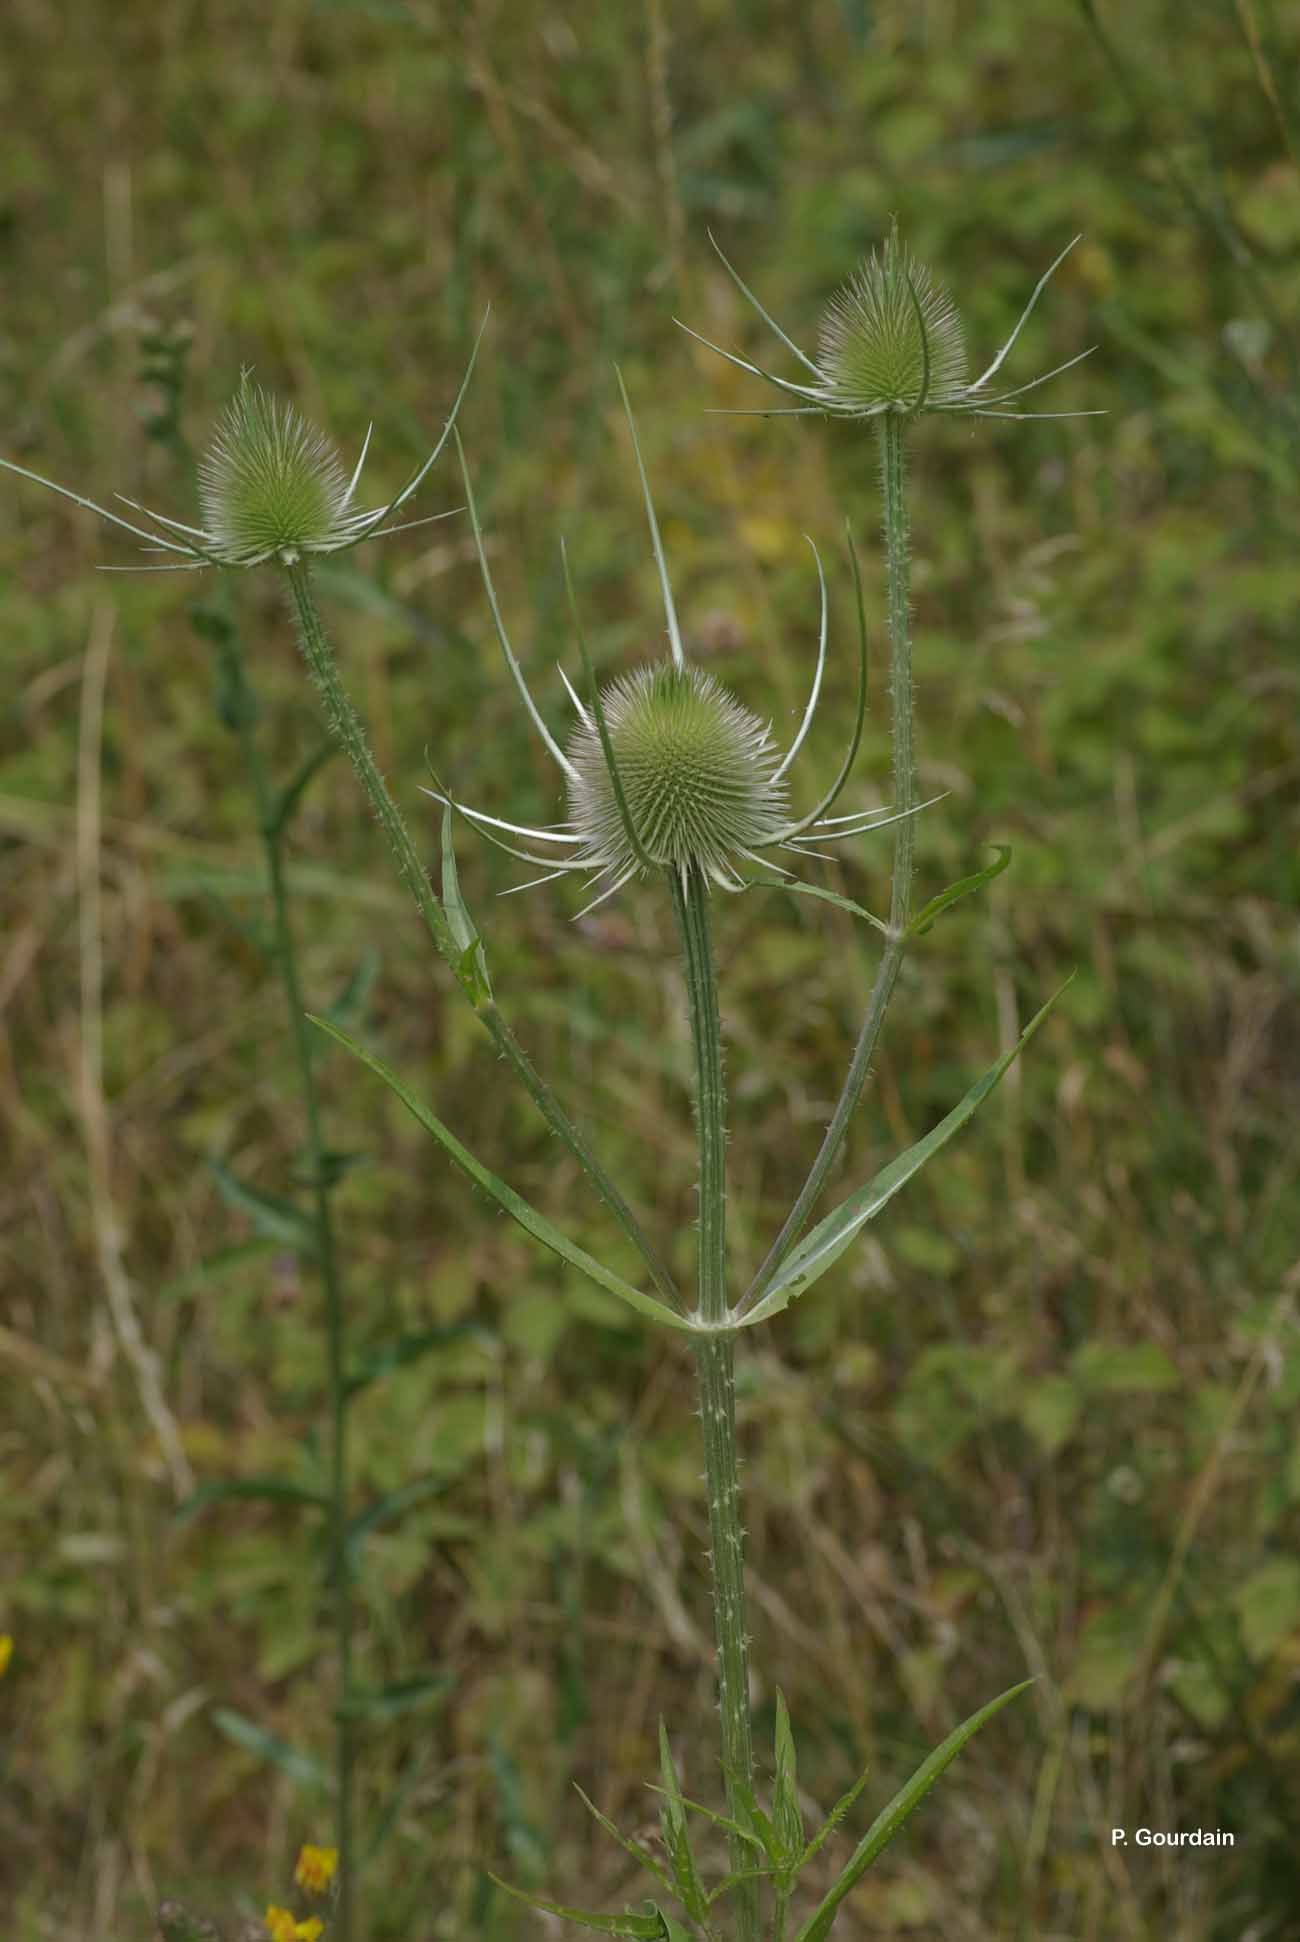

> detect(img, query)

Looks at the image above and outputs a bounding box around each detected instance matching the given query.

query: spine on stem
[672,865,758,1941]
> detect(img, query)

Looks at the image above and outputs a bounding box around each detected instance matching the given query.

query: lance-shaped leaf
[176,1476,329,1525]
[658,1722,710,1923]
[267,739,339,838]
[792,1680,1034,1942]
[741,976,1072,1327]
[309,1015,690,1333]
[772,1690,804,1863]
[210,1707,331,1793]
[743,876,889,936]
[441,805,492,1004]
[906,845,1011,939]
[344,1473,448,1567]
[208,1157,317,1254]
[336,1674,452,1723]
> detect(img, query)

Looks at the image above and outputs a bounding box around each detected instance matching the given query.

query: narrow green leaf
[486,1876,665,1937]
[210,1706,331,1793]
[158,1239,278,1302]
[642,1785,765,1851]
[650,1907,696,1942]
[907,845,1011,938]
[795,1765,872,1875]
[441,806,492,1003]
[308,1014,690,1333]
[344,1322,490,1401]
[208,1157,317,1255]
[323,947,381,1033]
[742,976,1073,1327]
[659,1722,709,1920]
[705,1867,776,1910]
[336,1675,452,1722]
[268,740,338,836]
[773,1689,803,1860]
[345,1474,447,1564]
[175,1476,329,1524]
[574,1785,674,1896]
[792,1681,1034,1942]
[743,876,889,935]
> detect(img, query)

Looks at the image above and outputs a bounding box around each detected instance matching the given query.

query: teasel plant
[301,353,1074,1937]
[2,331,514,1942]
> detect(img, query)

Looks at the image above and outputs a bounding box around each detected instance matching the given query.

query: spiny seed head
[567,663,788,883]
[817,222,967,415]
[197,377,353,566]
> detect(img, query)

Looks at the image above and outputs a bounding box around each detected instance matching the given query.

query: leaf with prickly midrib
[792,1680,1034,1942]
[487,1875,667,1937]
[441,806,492,1003]
[308,1014,690,1334]
[742,977,1073,1326]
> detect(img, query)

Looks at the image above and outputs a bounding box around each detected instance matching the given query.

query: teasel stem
[670,864,759,1942]
[210,609,356,1942]
[743,412,916,1310]
[283,564,679,1309]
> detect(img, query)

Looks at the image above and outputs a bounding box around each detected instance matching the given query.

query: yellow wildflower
[0,1636,12,1678]
[294,1844,339,1895]
[264,1910,322,1942]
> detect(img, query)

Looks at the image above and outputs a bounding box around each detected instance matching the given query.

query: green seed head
[197,378,353,566]
[567,662,788,886]
[817,221,967,415]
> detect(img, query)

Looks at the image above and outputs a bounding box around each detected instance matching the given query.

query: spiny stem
[671,865,758,1942]
[213,617,355,1942]
[743,411,916,1309]
[283,562,679,1308]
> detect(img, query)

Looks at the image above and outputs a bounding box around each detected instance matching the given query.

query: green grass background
[2,0,1298,1937]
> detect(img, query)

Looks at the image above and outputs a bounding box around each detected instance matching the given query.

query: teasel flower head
[428,375,943,914]
[676,218,1099,424]
[0,319,485,572]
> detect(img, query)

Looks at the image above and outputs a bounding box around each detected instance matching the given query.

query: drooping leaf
[175,1476,329,1524]
[486,1875,666,1937]
[906,846,1011,938]
[742,976,1073,1326]
[441,806,492,1004]
[208,1157,317,1255]
[308,1014,690,1333]
[792,1681,1034,1942]
[210,1707,331,1794]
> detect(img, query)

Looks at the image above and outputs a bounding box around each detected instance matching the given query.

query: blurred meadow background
[3,0,1299,1937]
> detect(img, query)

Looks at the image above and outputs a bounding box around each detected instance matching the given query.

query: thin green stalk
[743,412,916,1310]
[670,866,758,1942]
[215,625,356,1942]
[283,563,679,1308]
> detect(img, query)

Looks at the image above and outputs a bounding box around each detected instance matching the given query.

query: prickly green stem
[671,864,758,1942]
[212,612,356,1942]
[743,412,916,1311]
[284,564,679,1308]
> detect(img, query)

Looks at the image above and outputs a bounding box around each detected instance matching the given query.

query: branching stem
[743,412,916,1309]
